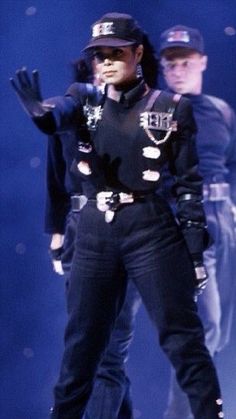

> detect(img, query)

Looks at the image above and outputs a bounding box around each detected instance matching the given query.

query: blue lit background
[1,1,236,418]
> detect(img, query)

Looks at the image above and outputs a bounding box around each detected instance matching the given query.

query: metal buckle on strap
[96,191,134,223]
[71,195,88,212]
[203,183,230,201]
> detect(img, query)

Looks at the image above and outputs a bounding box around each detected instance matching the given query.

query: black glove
[10,67,51,117]
[193,258,208,297]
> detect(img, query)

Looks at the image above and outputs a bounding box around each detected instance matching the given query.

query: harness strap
[144,90,181,114]
[144,90,162,112]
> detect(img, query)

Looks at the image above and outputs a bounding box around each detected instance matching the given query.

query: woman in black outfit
[10,12,223,419]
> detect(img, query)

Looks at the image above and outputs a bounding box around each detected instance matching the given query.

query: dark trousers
[164,197,236,419]
[84,281,140,419]
[61,212,141,419]
[52,196,222,419]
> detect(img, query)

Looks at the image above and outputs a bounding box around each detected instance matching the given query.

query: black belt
[71,191,157,220]
[95,190,157,223]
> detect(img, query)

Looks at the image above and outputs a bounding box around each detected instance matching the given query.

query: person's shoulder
[204,94,235,128]
[66,82,94,97]
[151,90,194,127]
[152,89,190,110]
[160,89,192,108]
[66,82,103,106]
[158,89,180,101]
[204,94,232,112]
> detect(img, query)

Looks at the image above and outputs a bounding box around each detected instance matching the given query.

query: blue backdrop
[1,1,236,418]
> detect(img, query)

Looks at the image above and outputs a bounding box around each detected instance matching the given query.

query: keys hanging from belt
[96,191,134,223]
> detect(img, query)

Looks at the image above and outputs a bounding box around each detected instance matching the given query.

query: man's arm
[225,106,236,206]
[45,134,71,234]
[45,134,71,275]
[10,68,82,134]
[225,106,236,231]
[168,96,210,294]
[206,95,236,206]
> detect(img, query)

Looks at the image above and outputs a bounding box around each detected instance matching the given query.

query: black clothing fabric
[44,82,104,233]
[53,198,221,419]
[33,79,222,418]
[41,80,208,258]
[45,131,81,234]
[164,93,236,419]
[61,212,140,419]
[186,93,236,202]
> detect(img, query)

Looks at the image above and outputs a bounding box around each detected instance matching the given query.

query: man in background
[159,25,236,419]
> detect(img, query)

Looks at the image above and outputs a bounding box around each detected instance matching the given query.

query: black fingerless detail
[49,246,63,260]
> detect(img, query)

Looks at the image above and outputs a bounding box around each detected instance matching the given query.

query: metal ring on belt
[71,195,88,212]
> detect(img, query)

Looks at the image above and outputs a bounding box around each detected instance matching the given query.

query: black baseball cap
[83,12,143,51]
[159,25,204,55]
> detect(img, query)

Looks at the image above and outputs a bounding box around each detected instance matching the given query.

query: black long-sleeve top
[45,130,83,234]
[185,94,236,204]
[39,79,208,255]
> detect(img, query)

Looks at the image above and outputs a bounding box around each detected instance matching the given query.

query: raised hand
[10,67,51,117]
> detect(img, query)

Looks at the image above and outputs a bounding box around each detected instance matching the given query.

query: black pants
[52,196,222,419]
[164,197,236,419]
[62,212,141,418]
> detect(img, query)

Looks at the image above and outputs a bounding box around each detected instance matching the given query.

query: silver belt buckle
[96,191,113,212]
[96,191,134,223]
[119,192,134,204]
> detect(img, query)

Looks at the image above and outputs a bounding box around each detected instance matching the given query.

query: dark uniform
[186,93,236,354]
[10,11,225,418]
[164,93,236,419]
[34,78,223,419]
[46,129,141,419]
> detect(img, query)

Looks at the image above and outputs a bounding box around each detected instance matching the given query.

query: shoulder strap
[145,89,181,115]
[168,93,181,114]
[144,90,161,111]
[66,82,104,107]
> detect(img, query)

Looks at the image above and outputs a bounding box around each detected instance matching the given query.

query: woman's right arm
[10,68,81,134]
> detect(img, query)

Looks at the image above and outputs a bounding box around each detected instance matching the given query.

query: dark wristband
[49,246,63,260]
